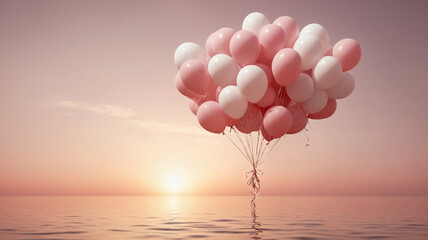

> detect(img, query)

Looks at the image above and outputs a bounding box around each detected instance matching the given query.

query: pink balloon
[262,105,293,139]
[333,38,361,71]
[325,45,333,56]
[273,16,299,48]
[257,86,276,107]
[287,105,308,134]
[197,97,209,106]
[308,98,337,119]
[274,89,291,107]
[280,93,292,107]
[197,101,227,134]
[261,125,273,142]
[225,114,235,127]
[175,72,201,99]
[204,79,218,101]
[206,27,235,57]
[188,99,199,115]
[255,63,273,85]
[191,80,218,113]
[246,104,263,131]
[259,24,286,60]
[256,50,271,66]
[230,30,260,67]
[206,32,215,57]
[302,69,313,77]
[272,48,302,86]
[180,60,211,95]
[270,77,281,91]
[235,104,263,134]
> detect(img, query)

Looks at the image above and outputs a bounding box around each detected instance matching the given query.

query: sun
[165,175,183,194]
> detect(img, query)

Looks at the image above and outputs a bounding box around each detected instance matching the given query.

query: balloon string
[249,132,254,163]
[257,132,264,165]
[250,195,263,237]
[255,130,261,165]
[304,121,311,146]
[259,136,285,165]
[281,87,287,105]
[232,127,252,163]
[262,136,285,165]
[246,163,263,207]
[228,128,264,206]
[274,86,287,106]
[195,95,205,105]
[242,130,251,161]
[224,118,286,210]
[275,87,281,105]
[249,141,263,237]
[234,120,250,158]
[223,131,251,164]
[258,141,269,166]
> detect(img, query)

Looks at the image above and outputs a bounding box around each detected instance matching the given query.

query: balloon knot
[246,168,263,195]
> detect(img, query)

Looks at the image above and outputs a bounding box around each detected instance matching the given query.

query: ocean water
[0,196,427,240]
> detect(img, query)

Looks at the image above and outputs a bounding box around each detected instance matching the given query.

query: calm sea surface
[0,196,427,240]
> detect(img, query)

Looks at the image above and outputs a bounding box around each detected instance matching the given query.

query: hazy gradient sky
[1,0,427,196]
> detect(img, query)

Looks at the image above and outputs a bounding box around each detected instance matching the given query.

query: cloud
[56,100,135,118]
[54,100,218,140]
[127,119,213,137]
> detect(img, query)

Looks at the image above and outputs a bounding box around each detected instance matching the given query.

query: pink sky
[0,0,427,196]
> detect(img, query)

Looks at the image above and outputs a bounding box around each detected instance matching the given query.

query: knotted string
[246,166,263,207]
[247,166,263,238]
[223,126,290,239]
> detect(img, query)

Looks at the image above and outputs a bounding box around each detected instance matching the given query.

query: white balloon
[242,12,269,36]
[300,23,330,51]
[208,54,239,87]
[174,42,205,69]
[293,35,324,70]
[302,89,328,114]
[237,65,268,103]
[312,56,342,90]
[326,72,355,99]
[218,86,248,119]
[286,73,314,102]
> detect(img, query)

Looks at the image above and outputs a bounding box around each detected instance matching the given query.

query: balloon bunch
[174,12,361,202]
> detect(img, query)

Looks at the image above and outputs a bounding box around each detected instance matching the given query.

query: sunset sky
[0,0,427,196]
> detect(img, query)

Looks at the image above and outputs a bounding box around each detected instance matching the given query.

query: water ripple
[109,229,131,232]
[290,236,321,240]
[19,231,87,235]
[19,239,85,240]
[162,221,201,225]
[287,222,324,226]
[187,234,209,238]
[212,219,237,222]
[1,196,428,240]
[0,228,16,231]
[210,230,249,234]
[407,223,428,227]
[149,227,188,231]
[363,236,391,239]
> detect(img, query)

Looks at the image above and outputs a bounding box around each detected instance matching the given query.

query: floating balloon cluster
[174,12,361,200]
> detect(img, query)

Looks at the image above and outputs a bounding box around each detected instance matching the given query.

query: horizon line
[1,194,427,197]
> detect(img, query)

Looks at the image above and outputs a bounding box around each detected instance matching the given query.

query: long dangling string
[223,86,292,210]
